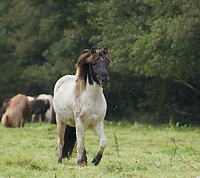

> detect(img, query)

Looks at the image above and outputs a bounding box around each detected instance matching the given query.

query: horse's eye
[92,62,96,66]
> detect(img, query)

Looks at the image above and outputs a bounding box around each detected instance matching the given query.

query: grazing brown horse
[1,94,32,128]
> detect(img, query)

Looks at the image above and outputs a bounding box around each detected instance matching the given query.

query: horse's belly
[58,114,75,127]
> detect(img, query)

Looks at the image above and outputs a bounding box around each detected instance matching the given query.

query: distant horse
[53,47,111,166]
[36,94,53,123]
[28,96,50,123]
[1,94,32,128]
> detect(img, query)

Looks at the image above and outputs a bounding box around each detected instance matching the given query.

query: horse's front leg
[92,121,107,166]
[76,121,87,166]
[31,114,35,122]
[57,119,66,164]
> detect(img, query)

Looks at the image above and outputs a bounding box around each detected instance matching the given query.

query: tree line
[0,0,200,125]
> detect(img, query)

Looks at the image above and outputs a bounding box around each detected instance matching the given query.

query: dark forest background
[1,0,200,125]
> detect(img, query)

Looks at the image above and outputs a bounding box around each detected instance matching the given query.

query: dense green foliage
[0,0,200,124]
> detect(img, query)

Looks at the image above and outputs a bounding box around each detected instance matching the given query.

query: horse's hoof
[92,152,102,166]
[77,160,87,166]
[92,158,99,166]
[58,159,62,164]
[81,160,87,166]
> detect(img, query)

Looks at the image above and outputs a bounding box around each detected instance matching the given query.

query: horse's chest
[76,96,106,127]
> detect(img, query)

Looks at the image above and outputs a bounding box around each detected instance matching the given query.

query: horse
[28,96,50,123]
[36,94,53,123]
[53,47,111,166]
[1,94,32,128]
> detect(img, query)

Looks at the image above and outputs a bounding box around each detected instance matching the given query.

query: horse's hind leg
[92,122,107,166]
[21,118,24,127]
[57,119,66,164]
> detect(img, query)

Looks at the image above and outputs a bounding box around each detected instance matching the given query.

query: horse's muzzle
[101,76,110,88]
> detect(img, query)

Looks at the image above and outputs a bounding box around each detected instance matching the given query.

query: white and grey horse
[53,47,111,166]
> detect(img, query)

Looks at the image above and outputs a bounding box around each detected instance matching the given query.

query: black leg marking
[92,152,102,166]
[58,159,62,164]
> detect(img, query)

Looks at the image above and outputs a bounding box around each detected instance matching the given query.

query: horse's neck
[75,76,103,101]
[85,79,103,99]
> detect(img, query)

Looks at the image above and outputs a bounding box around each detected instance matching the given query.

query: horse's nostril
[102,77,110,84]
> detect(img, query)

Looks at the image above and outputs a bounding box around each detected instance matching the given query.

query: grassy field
[0,121,200,178]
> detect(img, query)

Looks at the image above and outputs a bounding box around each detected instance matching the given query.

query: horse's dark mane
[76,49,112,84]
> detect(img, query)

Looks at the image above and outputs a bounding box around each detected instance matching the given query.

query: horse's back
[54,75,77,104]
[9,94,24,108]
[37,94,53,103]
[54,75,76,95]
[9,94,32,119]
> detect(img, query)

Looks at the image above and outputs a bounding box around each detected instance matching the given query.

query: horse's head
[76,47,112,88]
[88,47,111,87]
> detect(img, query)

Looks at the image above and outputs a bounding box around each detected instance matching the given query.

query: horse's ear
[91,47,96,54]
[103,47,108,55]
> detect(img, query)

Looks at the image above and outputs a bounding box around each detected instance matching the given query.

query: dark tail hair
[51,105,57,124]
[62,125,76,159]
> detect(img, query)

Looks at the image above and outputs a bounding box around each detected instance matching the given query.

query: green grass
[0,121,200,178]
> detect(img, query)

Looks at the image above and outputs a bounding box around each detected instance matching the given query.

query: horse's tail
[62,125,76,159]
[51,105,57,124]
